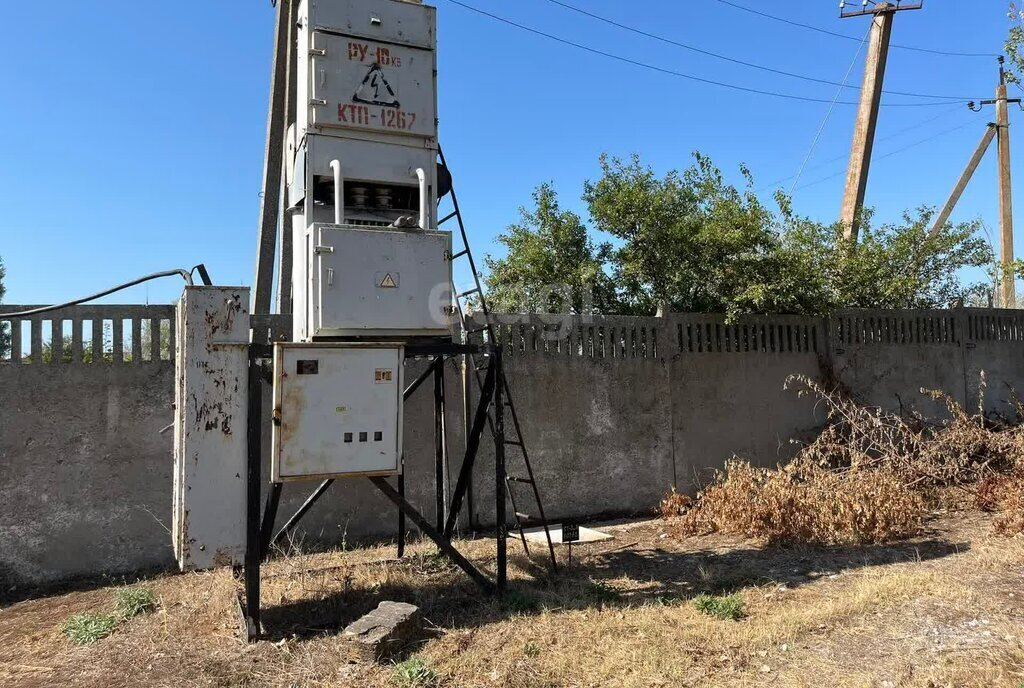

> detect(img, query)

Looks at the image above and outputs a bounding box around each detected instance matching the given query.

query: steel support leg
[259,482,283,559]
[434,356,447,533]
[243,355,263,641]
[397,455,406,558]
[493,350,507,592]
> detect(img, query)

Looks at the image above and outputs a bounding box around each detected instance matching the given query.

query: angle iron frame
[239,340,508,641]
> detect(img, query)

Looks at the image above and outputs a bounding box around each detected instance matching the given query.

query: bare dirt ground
[1,510,1022,688]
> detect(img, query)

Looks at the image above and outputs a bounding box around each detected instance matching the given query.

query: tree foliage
[484,183,615,313]
[0,257,9,358]
[483,153,992,318]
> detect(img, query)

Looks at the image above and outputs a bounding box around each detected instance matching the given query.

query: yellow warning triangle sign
[379,273,397,288]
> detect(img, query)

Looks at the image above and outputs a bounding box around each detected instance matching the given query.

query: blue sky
[0,1,1013,306]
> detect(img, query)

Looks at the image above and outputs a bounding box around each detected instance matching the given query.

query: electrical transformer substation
[170,0,557,639]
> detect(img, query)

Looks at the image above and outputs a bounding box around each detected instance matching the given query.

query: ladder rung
[505,440,523,447]
[439,210,458,225]
[514,511,533,521]
[506,476,533,484]
[451,248,469,260]
[457,287,481,299]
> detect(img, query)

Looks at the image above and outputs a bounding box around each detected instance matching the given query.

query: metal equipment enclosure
[271,343,404,480]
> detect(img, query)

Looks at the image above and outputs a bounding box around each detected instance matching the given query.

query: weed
[62,612,118,644]
[587,580,622,604]
[693,594,745,621]
[393,658,440,687]
[114,587,157,619]
[523,641,541,658]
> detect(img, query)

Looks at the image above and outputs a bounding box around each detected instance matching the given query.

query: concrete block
[343,601,423,660]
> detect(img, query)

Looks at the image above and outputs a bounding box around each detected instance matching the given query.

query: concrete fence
[3,305,1024,587]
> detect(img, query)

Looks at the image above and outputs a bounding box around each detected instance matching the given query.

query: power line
[790,25,871,193]
[756,103,968,192]
[444,0,968,107]
[541,0,973,101]
[792,118,981,192]
[716,0,999,59]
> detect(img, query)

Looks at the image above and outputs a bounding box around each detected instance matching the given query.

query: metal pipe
[330,159,344,225]
[415,167,427,229]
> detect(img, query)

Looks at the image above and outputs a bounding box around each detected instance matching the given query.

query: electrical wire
[541,0,974,101]
[1,268,198,318]
[792,117,980,192]
[444,0,966,107]
[789,24,871,194]
[756,103,968,192]
[715,0,999,59]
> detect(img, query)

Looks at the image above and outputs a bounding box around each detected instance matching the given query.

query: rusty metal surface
[271,343,403,481]
[172,287,250,571]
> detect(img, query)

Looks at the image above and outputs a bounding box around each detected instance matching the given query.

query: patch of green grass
[61,613,118,644]
[522,641,541,658]
[693,593,745,621]
[587,579,622,604]
[503,589,540,613]
[393,658,440,687]
[114,587,157,619]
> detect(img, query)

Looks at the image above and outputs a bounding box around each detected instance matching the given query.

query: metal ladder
[437,145,558,572]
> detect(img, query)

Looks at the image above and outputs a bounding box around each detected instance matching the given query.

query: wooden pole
[997,78,1017,307]
[840,7,895,239]
[928,125,996,239]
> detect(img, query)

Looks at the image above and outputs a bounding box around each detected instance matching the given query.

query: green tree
[484,183,616,314]
[0,257,9,358]
[777,202,992,311]
[584,153,821,317]
[1007,3,1024,85]
[487,153,991,318]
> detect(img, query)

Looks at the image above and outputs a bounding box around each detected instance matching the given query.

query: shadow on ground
[258,534,970,641]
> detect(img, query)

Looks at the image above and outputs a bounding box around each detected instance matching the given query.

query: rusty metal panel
[172,287,250,570]
[271,343,403,481]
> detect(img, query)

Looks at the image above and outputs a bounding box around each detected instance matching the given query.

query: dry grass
[668,376,1024,545]
[1,513,1022,687]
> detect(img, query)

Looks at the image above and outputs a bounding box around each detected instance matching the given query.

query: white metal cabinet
[304,223,452,339]
[172,287,250,571]
[271,343,404,480]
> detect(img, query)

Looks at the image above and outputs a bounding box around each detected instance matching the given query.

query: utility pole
[997,58,1017,308]
[967,57,1022,307]
[839,2,922,240]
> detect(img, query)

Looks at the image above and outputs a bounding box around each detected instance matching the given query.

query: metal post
[397,457,406,558]
[493,349,507,592]
[243,354,264,640]
[259,482,283,559]
[434,355,447,533]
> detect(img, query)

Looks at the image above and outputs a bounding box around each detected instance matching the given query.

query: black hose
[1,268,201,318]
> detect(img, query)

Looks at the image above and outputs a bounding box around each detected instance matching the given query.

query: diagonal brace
[370,477,495,593]
[443,357,496,539]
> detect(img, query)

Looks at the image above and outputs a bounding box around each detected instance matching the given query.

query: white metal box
[271,343,404,481]
[295,223,453,341]
[172,287,250,570]
[297,0,437,147]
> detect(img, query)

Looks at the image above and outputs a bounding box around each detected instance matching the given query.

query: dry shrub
[667,374,1024,544]
[677,458,924,545]
[658,487,693,518]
